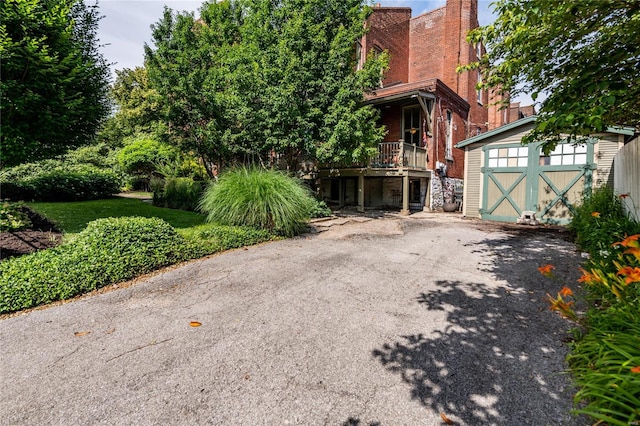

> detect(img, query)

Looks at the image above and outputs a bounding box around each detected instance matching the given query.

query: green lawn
[28,196,206,233]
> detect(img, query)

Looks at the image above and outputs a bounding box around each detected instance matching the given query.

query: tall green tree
[145,0,387,175]
[463,0,640,151]
[145,2,243,178]
[98,66,162,148]
[0,0,111,167]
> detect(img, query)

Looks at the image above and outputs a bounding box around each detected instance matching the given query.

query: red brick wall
[364,8,412,85]
[441,0,488,137]
[408,8,445,82]
[487,90,508,130]
[380,106,402,142]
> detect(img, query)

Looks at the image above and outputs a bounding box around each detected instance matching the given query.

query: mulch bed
[0,207,63,260]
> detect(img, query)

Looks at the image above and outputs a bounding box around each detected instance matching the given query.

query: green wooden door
[481,140,595,224]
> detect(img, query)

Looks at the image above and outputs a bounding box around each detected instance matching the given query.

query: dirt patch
[0,207,62,260]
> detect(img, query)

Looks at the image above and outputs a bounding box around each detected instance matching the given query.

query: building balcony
[370,141,427,170]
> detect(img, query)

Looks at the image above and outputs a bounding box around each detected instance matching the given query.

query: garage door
[480,140,595,224]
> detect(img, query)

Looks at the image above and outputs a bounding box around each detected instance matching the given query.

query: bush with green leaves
[180,224,273,255]
[0,217,274,314]
[163,177,204,211]
[63,143,118,169]
[150,176,166,206]
[0,163,121,202]
[0,202,32,232]
[199,168,316,237]
[569,187,639,263]
[310,200,333,218]
[0,217,190,313]
[117,135,179,189]
[0,147,123,202]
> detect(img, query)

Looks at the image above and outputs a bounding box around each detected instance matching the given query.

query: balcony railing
[371,141,427,170]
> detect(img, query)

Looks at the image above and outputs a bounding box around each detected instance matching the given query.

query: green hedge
[0,163,121,202]
[0,217,274,314]
[181,224,273,254]
[0,217,191,313]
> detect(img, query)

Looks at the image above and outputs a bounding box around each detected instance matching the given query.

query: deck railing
[371,141,427,170]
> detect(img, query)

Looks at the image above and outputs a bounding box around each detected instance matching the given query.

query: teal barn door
[480,140,595,224]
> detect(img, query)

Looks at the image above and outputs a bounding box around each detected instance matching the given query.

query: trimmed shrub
[199,167,316,237]
[28,167,121,201]
[117,135,179,189]
[181,224,273,255]
[0,160,121,202]
[0,216,275,314]
[0,217,191,313]
[163,177,204,211]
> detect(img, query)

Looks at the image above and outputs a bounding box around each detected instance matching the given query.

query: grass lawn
[28,196,206,233]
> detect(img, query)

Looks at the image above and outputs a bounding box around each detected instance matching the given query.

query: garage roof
[456,115,635,149]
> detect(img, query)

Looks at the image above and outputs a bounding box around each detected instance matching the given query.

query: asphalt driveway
[0,214,587,425]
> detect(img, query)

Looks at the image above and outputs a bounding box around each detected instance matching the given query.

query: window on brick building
[445,110,453,160]
[403,106,421,145]
[355,42,364,71]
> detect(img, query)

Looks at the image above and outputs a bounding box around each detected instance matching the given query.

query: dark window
[403,106,421,145]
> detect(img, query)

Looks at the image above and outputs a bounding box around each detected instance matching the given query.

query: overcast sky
[97,0,497,78]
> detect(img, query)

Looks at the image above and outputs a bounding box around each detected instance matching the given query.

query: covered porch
[318,140,430,214]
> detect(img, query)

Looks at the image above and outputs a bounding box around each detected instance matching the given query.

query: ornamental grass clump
[199,167,316,237]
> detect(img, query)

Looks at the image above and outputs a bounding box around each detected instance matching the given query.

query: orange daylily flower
[591,212,601,218]
[631,366,640,374]
[618,193,630,199]
[623,247,640,260]
[546,293,577,320]
[616,266,640,284]
[578,268,604,285]
[613,234,640,248]
[538,264,555,277]
[559,286,573,297]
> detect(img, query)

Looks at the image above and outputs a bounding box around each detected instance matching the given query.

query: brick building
[318,0,508,212]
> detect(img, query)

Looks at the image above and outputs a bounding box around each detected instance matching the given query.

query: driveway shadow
[373,231,586,425]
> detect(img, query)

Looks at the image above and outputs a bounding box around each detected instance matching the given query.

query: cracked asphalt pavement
[0,213,588,425]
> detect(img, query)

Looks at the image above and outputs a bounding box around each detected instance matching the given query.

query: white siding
[464,147,482,217]
[593,133,623,188]
[614,138,640,221]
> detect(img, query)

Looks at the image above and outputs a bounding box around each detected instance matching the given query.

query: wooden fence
[614,137,640,221]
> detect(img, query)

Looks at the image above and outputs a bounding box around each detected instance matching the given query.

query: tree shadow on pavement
[341,418,380,426]
[372,232,586,425]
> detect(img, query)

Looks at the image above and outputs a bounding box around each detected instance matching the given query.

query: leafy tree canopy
[0,0,111,167]
[464,0,640,152]
[97,67,162,148]
[144,0,388,176]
